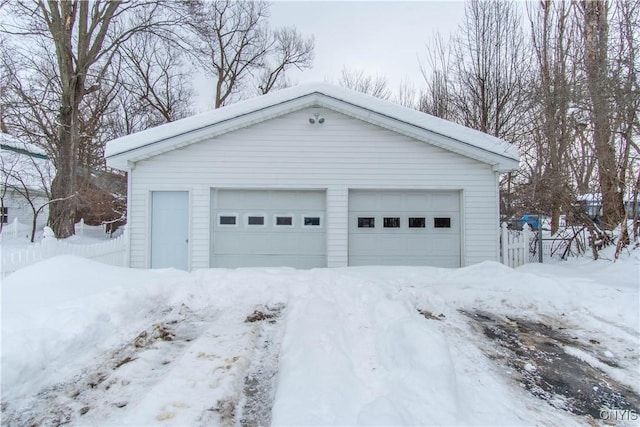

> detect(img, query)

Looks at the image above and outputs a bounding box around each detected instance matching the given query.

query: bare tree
[188,0,314,108]
[1,1,185,238]
[119,32,194,128]
[449,0,530,142]
[416,0,638,250]
[580,0,625,230]
[257,27,315,95]
[338,66,391,100]
[0,37,59,159]
[420,1,529,222]
[609,0,640,251]
[394,79,419,109]
[527,0,580,233]
[609,0,640,202]
[419,33,454,119]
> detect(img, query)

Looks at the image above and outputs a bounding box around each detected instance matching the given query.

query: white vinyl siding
[326,187,349,267]
[1,190,49,234]
[126,108,498,269]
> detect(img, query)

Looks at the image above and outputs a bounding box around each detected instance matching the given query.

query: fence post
[537,216,543,263]
[78,218,85,236]
[122,225,129,267]
[41,227,58,258]
[500,222,508,266]
[522,224,531,265]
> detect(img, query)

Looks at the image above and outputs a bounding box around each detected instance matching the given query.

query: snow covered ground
[1,247,639,426]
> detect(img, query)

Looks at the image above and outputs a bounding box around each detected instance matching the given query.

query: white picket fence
[1,217,33,240]
[1,226,127,277]
[500,222,532,268]
[0,217,112,239]
[1,220,568,274]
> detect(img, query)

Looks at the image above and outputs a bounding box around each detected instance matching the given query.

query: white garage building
[105,84,519,271]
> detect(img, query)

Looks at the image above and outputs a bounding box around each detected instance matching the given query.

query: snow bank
[1,251,638,425]
[1,256,188,398]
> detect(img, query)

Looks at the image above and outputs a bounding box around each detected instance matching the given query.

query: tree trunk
[582,0,624,230]
[30,208,38,243]
[49,88,79,238]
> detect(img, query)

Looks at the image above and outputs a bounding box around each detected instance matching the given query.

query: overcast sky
[194,1,467,111]
[269,1,465,87]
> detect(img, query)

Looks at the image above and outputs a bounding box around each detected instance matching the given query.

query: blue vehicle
[520,214,539,229]
[519,214,551,230]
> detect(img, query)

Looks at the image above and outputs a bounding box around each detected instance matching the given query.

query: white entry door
[151,191,189,270]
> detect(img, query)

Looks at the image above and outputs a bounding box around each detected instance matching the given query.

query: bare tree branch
[188,0,314,108]
[338,66,391,100]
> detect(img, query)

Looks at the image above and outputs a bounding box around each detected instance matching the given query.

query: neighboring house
[0,132,53,235]
[106,84,520,270]
[578,193,603,219]
[577,193,639,221]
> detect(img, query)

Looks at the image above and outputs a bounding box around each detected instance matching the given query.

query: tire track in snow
[2,297,289,427]
[238,303,286,427]
[118,308,258,426]
[461,309,640,423]
[1,304,213,426]
[112,303,287,426]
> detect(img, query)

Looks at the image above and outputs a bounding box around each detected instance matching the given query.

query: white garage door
[212,190,326,268]
[349,190,461,267]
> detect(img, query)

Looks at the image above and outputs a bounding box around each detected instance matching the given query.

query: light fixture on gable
[309,113,325,124]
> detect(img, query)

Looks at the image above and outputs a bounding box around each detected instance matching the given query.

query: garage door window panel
[219,215,238,226]
[275,215,294,227]
[303,215,322,227]
[408,217,426,228]
[383,217,401,228]
[434,217,451,228]
[247,215,265,226]
[358,217,376,228]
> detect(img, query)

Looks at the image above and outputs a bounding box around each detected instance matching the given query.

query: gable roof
[1,132,53,193]
[105,83,520,172]
[0,132,48,159]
